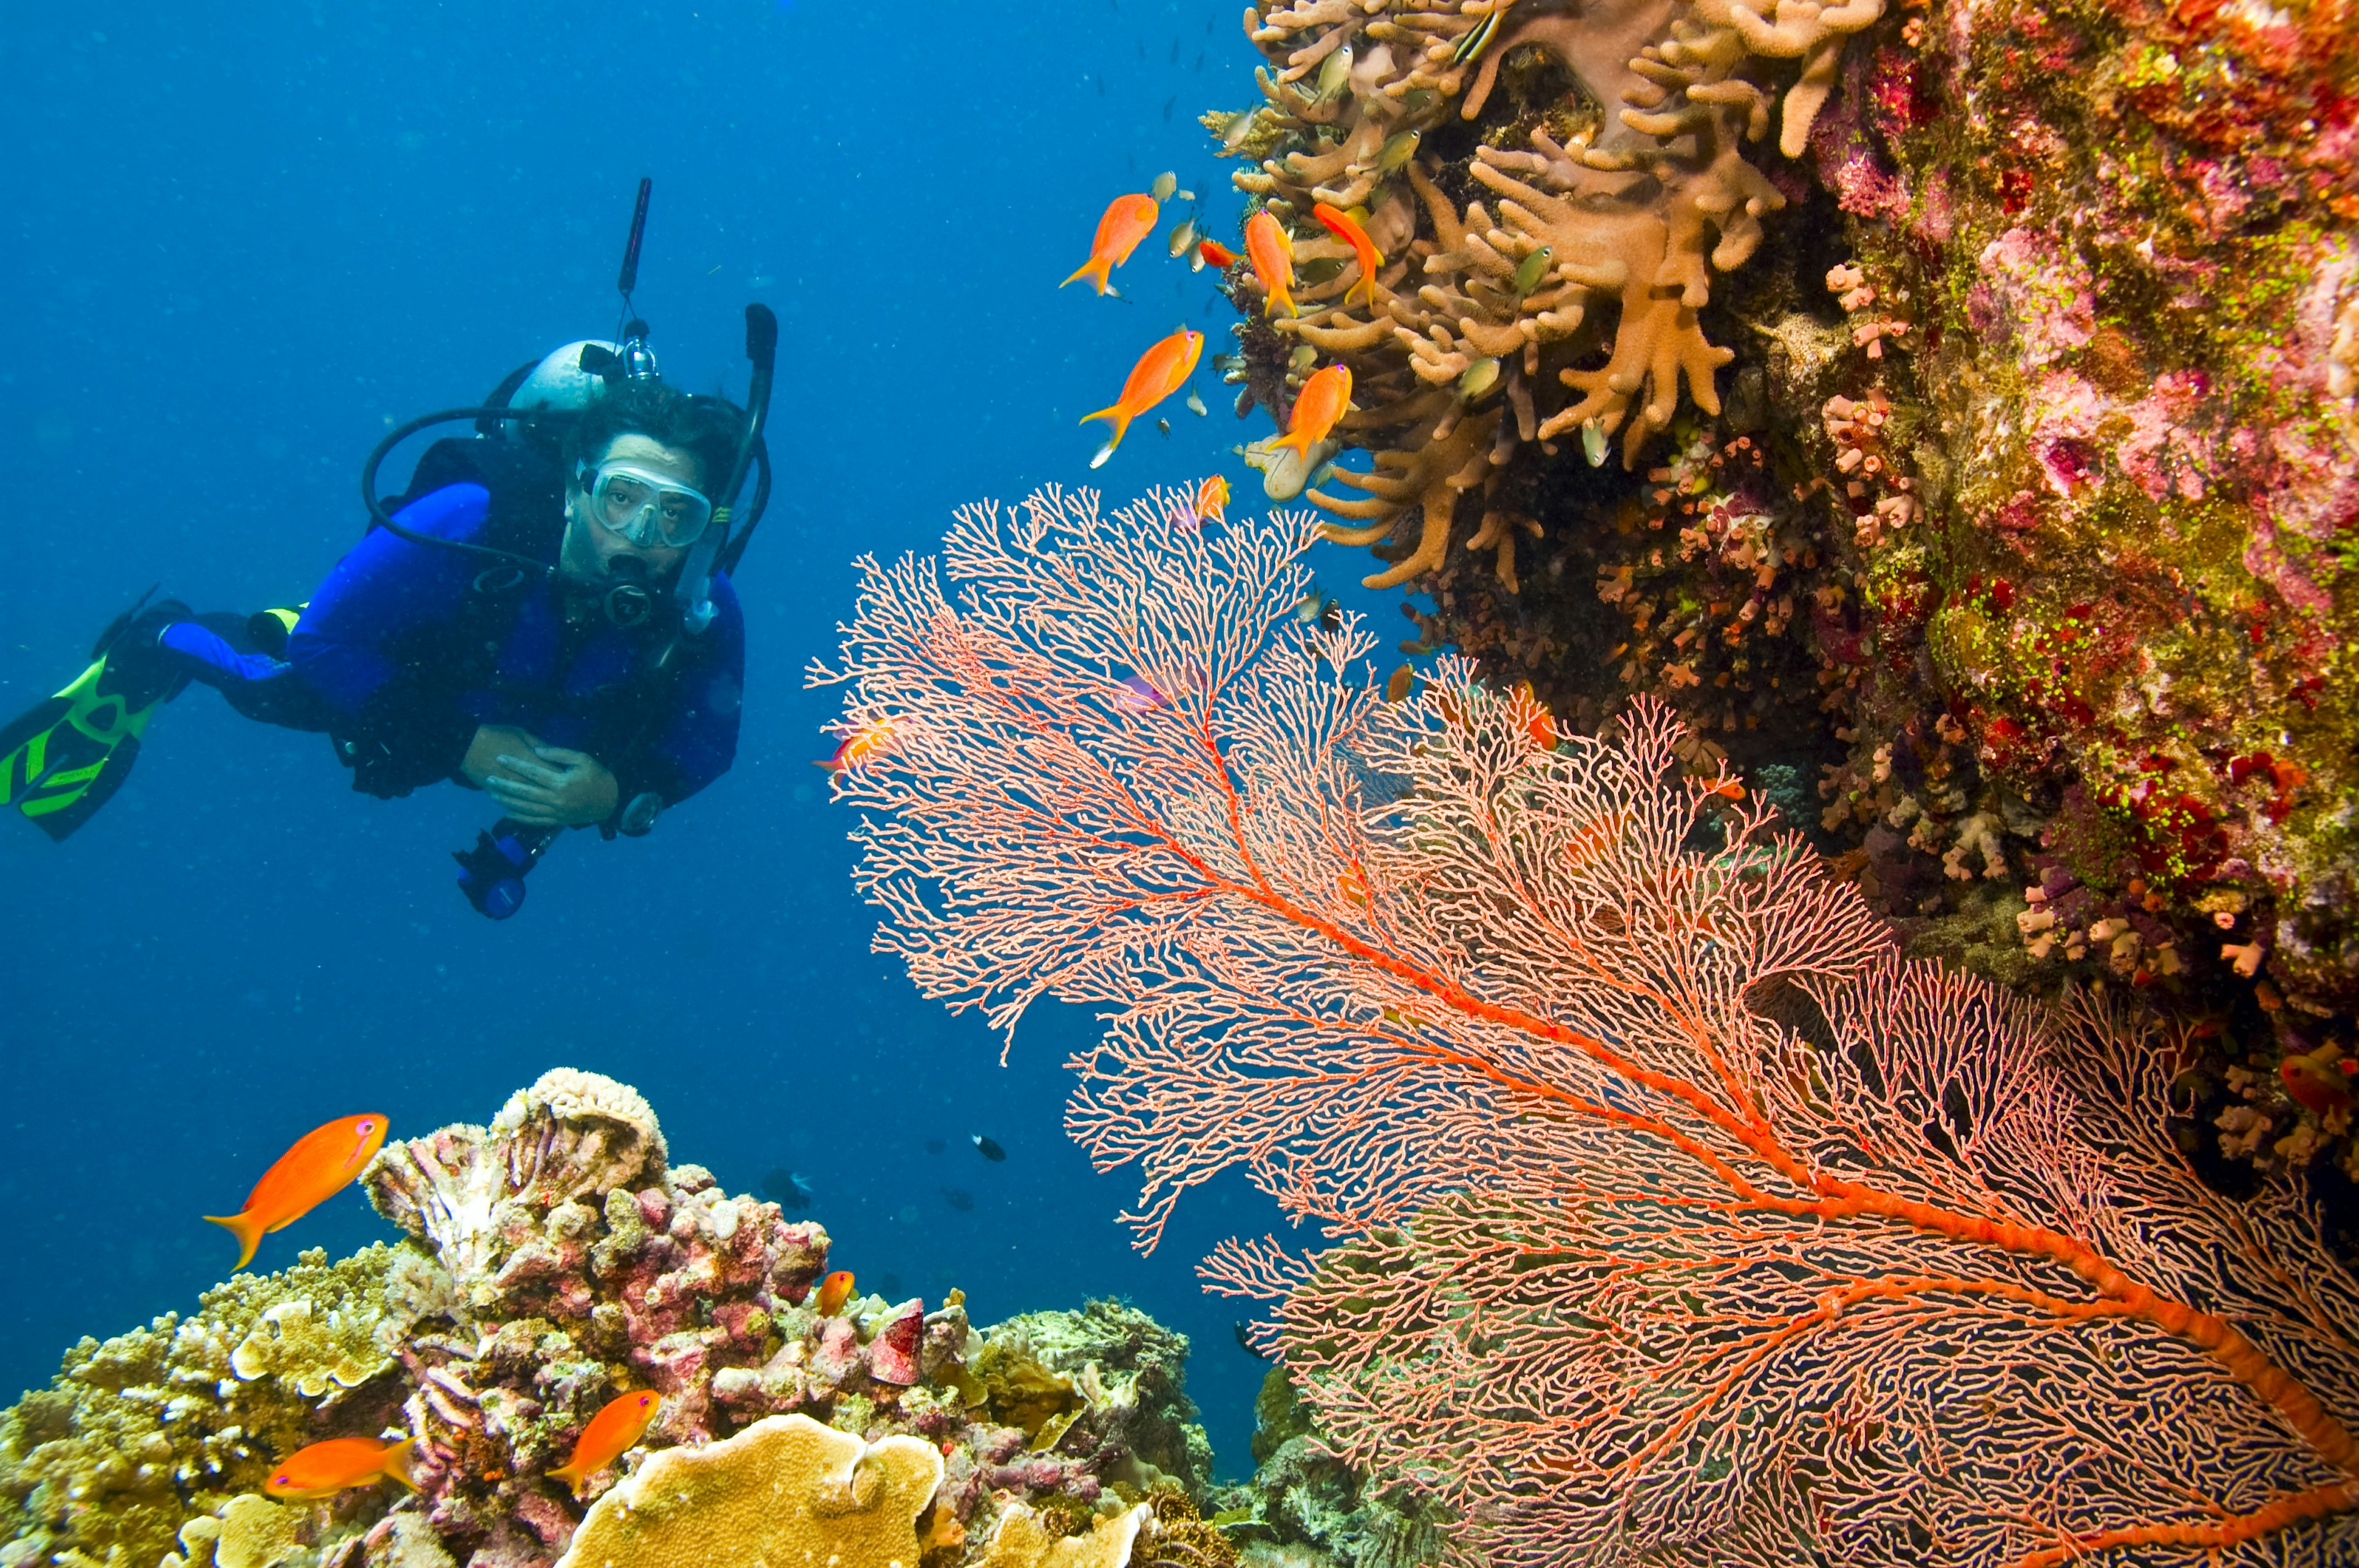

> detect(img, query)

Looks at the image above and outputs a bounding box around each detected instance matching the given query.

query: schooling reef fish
[1062,194,1159,297]
[972,1133,1007,1161]
[1311,202,1384,308]
[549,1391,662,1492]
[1197,238,1238,270]
[1275,364,1352,462]
[1243,210,1296,318]
[265,1437,416,1502]
[815,1269,857,1316]
[205,1114,389,1271]
[1081,328,1203,468]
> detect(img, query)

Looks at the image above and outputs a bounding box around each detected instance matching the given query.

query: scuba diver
[0,181,777,918]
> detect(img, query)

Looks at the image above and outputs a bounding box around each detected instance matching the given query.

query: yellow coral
[552,1413,944,1568]
[977,1502,1151,1568]
[166,1494,302,1568]
[0,1243,447,1568]
[229,1298,390,1398]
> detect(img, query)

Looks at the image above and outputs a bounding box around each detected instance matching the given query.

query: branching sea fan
[812,485,2359,1566]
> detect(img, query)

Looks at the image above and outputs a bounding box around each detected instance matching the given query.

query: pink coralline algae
[1973,227,2097,364]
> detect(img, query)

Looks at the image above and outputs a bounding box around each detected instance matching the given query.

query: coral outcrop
[1208,0,2359,1186]
[0,1242,444,1568]
[1216,0,1882,588]
[0,1071,1210,1568]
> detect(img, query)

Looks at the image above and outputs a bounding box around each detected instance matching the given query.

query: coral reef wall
[1211,0,2359,1182]
[0,1071,1216,1568]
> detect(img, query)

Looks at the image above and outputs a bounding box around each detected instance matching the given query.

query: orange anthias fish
[2282,1046,2358,1117]
[816,717,894,773]
[1311,202,1385,308]
[549,1391,662,1492]
[1274,363,1352,461]
[205,1114,389,1270]
[265,1436,417,1502]
[1082,328,1204,468]
[1194,474,1230,526]
[1062,193,1160,297]
[1514,682,1559,751]
[815,1269,856,1316]
[1197,238,1238,269]
[1243,211,1296,318]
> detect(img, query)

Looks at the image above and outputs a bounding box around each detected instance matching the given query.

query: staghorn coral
[1215,0,1882,588]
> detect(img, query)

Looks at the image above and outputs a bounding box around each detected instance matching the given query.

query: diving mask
[575,460,714,550]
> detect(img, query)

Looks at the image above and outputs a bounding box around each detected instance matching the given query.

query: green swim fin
[1,591,190,840]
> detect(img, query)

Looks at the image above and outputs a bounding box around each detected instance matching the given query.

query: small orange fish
[264,1436,417,1502]
[817,717,894,773]
[1274,363,1352,461]
[205,1114,389,1271]
[1194,474,1231,526]
[815,1269,856,1316]
[1339,858,1371,908]
[1081,328,1204,467]
[1515,683,1558,751]
[2282,1048,2357,1118]
[1197,238,1238,269]
[1311,202,1385,309]
[1062,194,1159,297]
[1243,210,1296,318]
[549,1391,662,1492]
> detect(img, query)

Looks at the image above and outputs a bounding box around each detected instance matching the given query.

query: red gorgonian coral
[812,484,2359,1566]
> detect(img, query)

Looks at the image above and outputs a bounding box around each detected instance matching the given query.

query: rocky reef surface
[1211,0,2359,1187]
[0,1071,1229,1568]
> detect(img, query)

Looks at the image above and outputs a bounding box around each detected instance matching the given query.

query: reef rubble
[0,1070,1220,1568]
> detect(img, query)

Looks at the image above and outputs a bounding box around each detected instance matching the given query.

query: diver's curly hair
[563,378,743,494]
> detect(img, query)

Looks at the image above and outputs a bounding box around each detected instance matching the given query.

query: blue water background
[0,1,1407,1475]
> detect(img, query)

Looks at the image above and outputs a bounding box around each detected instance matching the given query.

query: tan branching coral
[1219,0,1882,586]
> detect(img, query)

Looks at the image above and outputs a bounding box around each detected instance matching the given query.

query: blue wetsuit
[157,478,743,820]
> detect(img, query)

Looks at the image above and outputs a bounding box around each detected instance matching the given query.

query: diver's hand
[461,725,541,790]
[482,743,620,827]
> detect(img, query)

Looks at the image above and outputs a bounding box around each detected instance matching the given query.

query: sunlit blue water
[0,0,1396,1475]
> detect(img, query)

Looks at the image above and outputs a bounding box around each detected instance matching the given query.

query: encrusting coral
[552,1413,944,1568]
[1,1070,1206,1568]
[1215,0,1883,588]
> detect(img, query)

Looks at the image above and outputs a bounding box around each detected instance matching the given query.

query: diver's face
[563,434,703,580]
